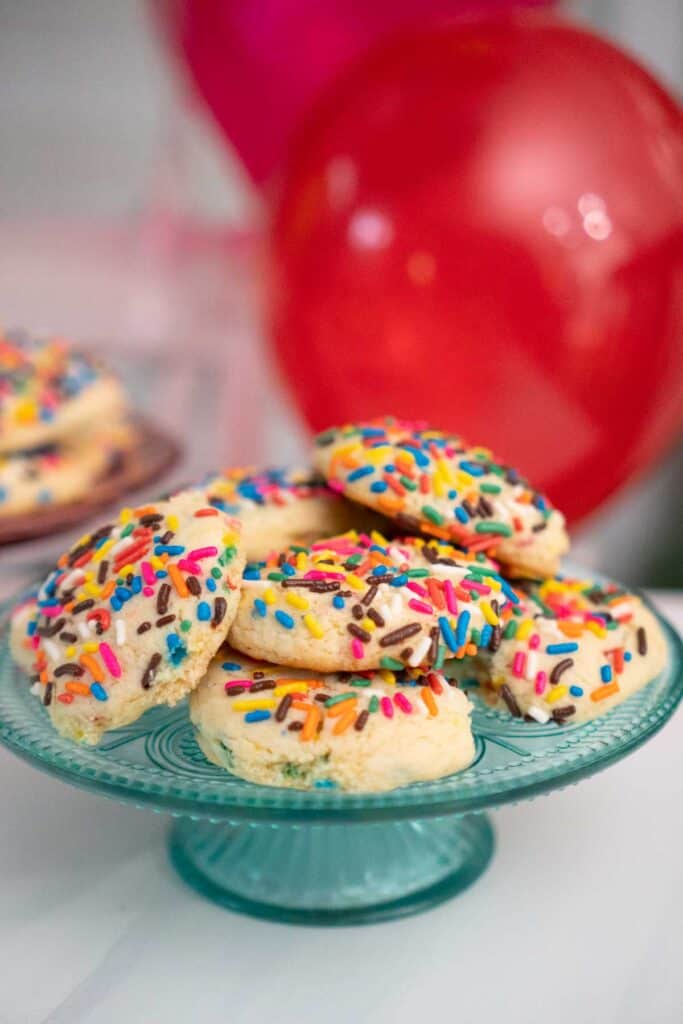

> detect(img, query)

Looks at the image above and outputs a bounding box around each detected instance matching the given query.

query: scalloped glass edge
[0,581,680,824]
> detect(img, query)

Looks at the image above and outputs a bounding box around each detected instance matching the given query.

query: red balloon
[269,15,683,525]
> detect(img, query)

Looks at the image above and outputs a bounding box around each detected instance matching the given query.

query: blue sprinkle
[27,620,37,637]
[624,651,632,662]
[245,710,271,723]
[459,461,485,476]
[131,576,142,594]
[569,685,584,697]
[391,574,408,587]
[154,544,184,556]
[254,598,267,617]
[38,489,52,505]
[371,565,388,576]
[546,642,579,655]
[314,779,338,789]
[332,595,345,609]
[383,464,395,473]
[110,596,122,612]
[243,567,261,581]
[197,601,211,621]
[347,466,374,482]
[39,407,55,422]
[448,489,458,500]
[600,665,612,683]
[155,570,168,579]
[206,577,217,592]
[455,507,469,524]
[222,661,242,671]
[369,544,388,554]
[480,624,493,648]
[167,635,187,665]
[360,427,386,439]
[370,480,388,493]
[455,610,471,648]
[90,683,108,701]
[167,634,180,649]
[439,616,458,652]
[282,562,296,577]
[115,587,132,602]
[406,448,429,468]
[500,580,520,604]
[275,610,295,629]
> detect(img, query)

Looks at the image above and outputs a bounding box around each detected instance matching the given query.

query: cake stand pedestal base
[168,813,495,925]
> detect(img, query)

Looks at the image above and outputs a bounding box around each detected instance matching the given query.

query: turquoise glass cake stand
[0,589,680,926]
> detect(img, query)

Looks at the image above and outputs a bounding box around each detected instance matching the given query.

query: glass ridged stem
[169,814,495,925]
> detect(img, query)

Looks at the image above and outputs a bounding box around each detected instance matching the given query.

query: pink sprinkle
[188,546,218,560]
[406,581,428,598]
[30,635,40,650]
[380,696,394,719]
[141,561,156,585]
[177,558,201,574]
[443,578,458,614]
[535,671,547,695]
[394,692,413,714]
[99,642,121,679]
[225,679,253,690]
[328,478,345,494]
[305,570,345,580]
[351,638,364,659]
[529,633,541,649]
[512,651,526,677]
[143,586,154,597]
[408,598,433,615]
[41,604,64,618]
[460,580,491,595]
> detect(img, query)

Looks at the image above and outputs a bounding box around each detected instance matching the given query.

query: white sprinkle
[78,622,90,640]
[408,636,432,667]
[525,651,538,681]
[527,705,550,724]
[30,682,41,697]
[115,618,126,646]
[60,568,85,592]
[43,639,60,661]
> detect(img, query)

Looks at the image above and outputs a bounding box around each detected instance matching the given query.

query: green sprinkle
[400,476,418,491]
[422,505,445,525]
[210,567,222,579]
[315,429,336,446]
[434,643,446,670]
[475,521,513,537]
[325,692,357,708]
[120,523,134,538]
[504,620,518,639]
[267,571,286,582]
[180,619,192,632]
[380,656,404,671]
[345,553,363,566]
[470,627,481,646]
[406,568,430,578]
[488,464,505,477]
[480,483,502,494]
[368,695,379,713]
[349,677,371,687]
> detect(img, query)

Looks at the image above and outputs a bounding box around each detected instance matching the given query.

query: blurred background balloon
[153,0,553,186]
[269,14,683,525]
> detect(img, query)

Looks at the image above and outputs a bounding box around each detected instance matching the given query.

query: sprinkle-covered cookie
[0,419,135,516]
[13,491,245,744]
[0,329,127,454]
[228,530,517,673]
[313,418,569,578]
[203,466,380,561]
[190,649,474,792]
[480,577,667,724]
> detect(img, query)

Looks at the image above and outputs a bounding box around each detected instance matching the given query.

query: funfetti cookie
[203,466,381,561]
[313,418,569,579]
[0,329,127,454]
[0,419,135,516]
[228,530,517,673]
[16,491,245,744]
[190,649,475,792]
[480,576,667,724]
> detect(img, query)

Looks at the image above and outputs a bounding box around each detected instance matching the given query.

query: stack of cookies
[0,329,136,520]
[10,417,667,792]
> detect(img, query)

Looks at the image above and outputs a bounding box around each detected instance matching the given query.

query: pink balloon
[153,0,553,185]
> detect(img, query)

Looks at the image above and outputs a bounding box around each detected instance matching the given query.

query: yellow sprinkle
[82,642,99,653]
[345,573,365,591]
[336,441,363,458]
[370,529,391,546]
[82,582,101,598]
[117,564,135,579]
[65,646,76,658]
[455,470,474,489]
[274,682,309,696]
[286,592,310,611]
[14,399,38,424]
[365,446,391,464]
[432,475,446,498]
[222,531,238,546]
[295,552,308,572]
[379,669,396,685]
[150,555,164,571]
[436,457,455,485]
[360,617,376,633]
[119,507,133,524]
[167,514,179,531]
[263,588,277,606]
[585,620,607,638]
[303,613,324,639]
[480,601,499,626]
[232,698,276,712]
[546,685,568,704]
[516,620,534,642]
[93,538,114,563]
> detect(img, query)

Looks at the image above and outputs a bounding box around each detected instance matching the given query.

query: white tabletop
[1,594,681,1024]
